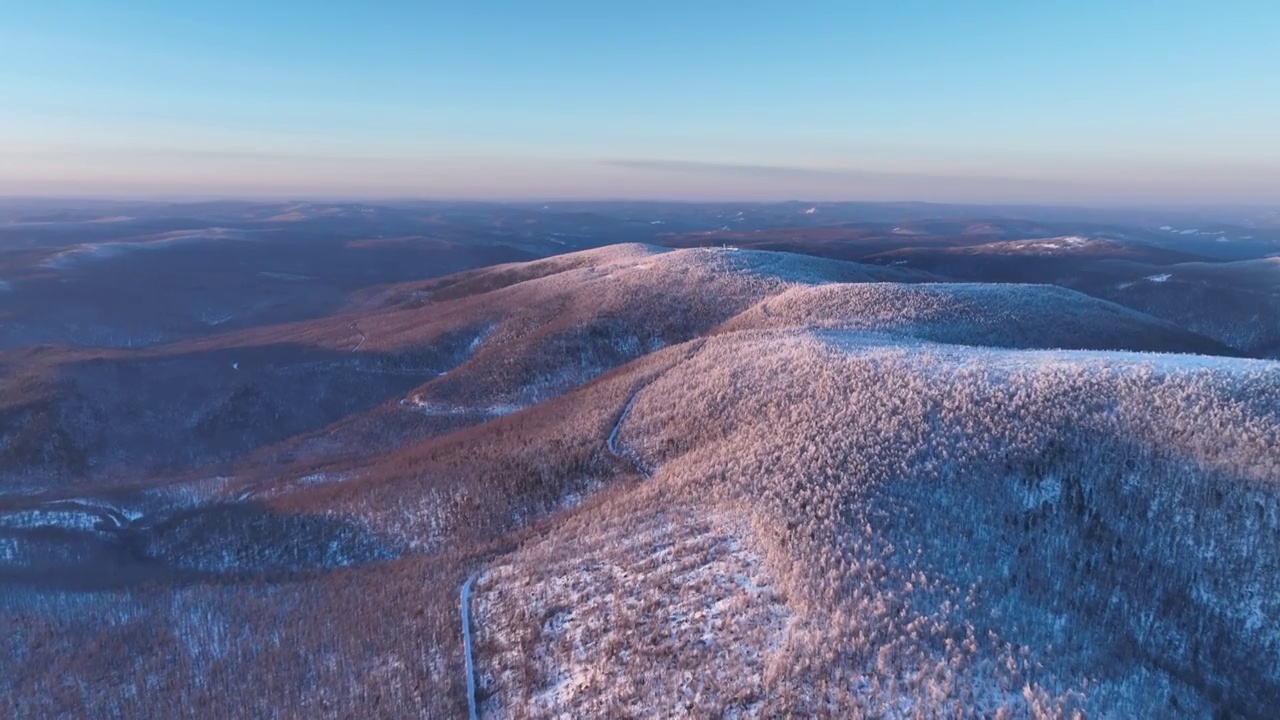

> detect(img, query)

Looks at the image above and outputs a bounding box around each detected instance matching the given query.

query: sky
[1,1,1277,204]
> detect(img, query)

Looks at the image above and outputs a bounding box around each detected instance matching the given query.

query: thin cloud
[601,157,1092,188]
[601,159,873,181]
[600,158,1095,194]
[596,157,1278,205]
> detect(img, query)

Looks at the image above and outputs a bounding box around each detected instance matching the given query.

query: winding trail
[350,320,367,352]
[606,339,707,478]
[461,572,481,720]
[456,339,709,718]
[607,384,652,478]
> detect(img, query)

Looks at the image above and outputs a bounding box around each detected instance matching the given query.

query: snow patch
[0,509,103,532]
[1017,474,1063,511]
[401,397,523,417]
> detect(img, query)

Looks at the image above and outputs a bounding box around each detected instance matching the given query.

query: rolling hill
[1,223,1278,718]
[473,332,1280,718]
[0,245,1232,496]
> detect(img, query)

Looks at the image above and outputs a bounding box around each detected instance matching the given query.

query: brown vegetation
[2,243,1278,718]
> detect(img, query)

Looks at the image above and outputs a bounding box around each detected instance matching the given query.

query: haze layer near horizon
[1,1,1277,204]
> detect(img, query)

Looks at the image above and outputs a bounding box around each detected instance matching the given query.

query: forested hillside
[3,243,1277,719]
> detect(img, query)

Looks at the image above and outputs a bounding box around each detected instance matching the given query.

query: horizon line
[0,193,1274,213]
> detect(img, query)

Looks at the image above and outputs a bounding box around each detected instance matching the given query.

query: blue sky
[1,1,1277,203]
